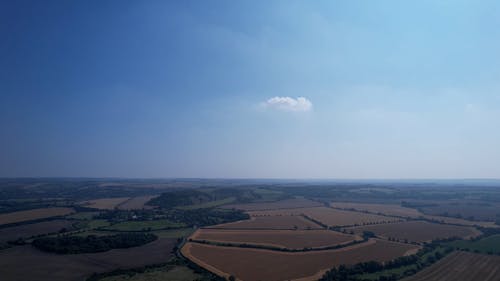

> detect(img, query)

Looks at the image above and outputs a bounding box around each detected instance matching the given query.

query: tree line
[33,233,157,254]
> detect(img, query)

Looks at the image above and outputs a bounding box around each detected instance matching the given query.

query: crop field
[177,197,237,210]
[348,221,481,243]
[211,215,322,230]
[0,238,176,281]
[102,219,186,231]
[301,207,401,227]
[331,202,497,228]
[222,198,322,211]
[153,228,195,239]
[100,265,203,281]
[181,239,419,281]
[418,203,500,222]
[0,220,75,243]
[423,214,497,228]
[248,207,401,226]
[116,195,158,210]
[65,211,99,220]
[0,207,74,225]
[402,251,500,281]
[191,229,359,249]
[247,209,305,216]
[331,202,424,218]
[447,234,500,254]
[80,197,130,210]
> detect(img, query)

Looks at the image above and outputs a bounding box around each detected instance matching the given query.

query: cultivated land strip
[330,202,497,228]
[191,228,360,249]
[0,207,74,226]
[181,239,419,281]
[402,251,500,281]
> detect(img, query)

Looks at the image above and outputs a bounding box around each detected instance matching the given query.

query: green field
[447,235,500,254]
[99,265,203,281]
[102,220,186,231]
[176,197,236,210]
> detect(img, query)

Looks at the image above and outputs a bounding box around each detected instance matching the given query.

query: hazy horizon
[2,0,500,178]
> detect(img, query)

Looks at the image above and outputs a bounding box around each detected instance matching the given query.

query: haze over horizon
[2,0,500,179]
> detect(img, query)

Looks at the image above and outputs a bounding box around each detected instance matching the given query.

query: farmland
[447,234,500,254]
[2,179,500,281]
[0,219,76,244]
[191,229,359,249]
[212,215,322,230]
[402,251,500,281]
[80,197,130,210]
[116,195,158,210]
[102,219,186,231]
[0,238,176,281]
[347,221,481,243]
[330,202,497,227]
[223,198,322,211]
[302,207,401,227]
[178,197,237,210]
[0,207,74,225]
[417,202,500,222]
[182,239,418,281]
[100,265,203,281]
[331,202,424,218]
[247,207,401,226]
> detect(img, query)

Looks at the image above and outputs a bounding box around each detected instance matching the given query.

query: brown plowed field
[248,209,305,216]
[0,220,75,243]
[0,238,175,281]
[223,198,322,211]
[403,251,500,281]
[423,215,497,228]
[182,239,419,281]
[348,221,481,243]
[212,215,322,230]
[251,207,400,227]
[0,207,74,225]
[117,195,158,210]
[191,229,359,249]
[80,197,130,209]
[331,202,423,218]
[330,202,497,228]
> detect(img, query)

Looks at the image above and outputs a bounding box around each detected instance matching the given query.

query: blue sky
[1,0,500,178]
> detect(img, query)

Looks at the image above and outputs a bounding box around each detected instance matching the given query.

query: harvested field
[423,214,497,228]
[0,207,74,225]
[331,202,423,218]
[0,220,76,243]
[419,203,500,222]
[348,221,481,243]
[299,207,400,227]
[100,265,203,281]
[116,195,158,210]
[182,239,418,281]
[0,238,175,281]
[80,197,130,210]
[191,229,359,249]
[330,202,497,228]
[247,209,306,216]
[223,198,322,211]
[211,215,322,230]
[403,251,500,281]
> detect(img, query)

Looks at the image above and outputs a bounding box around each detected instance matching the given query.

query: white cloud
[262,96,312,112]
